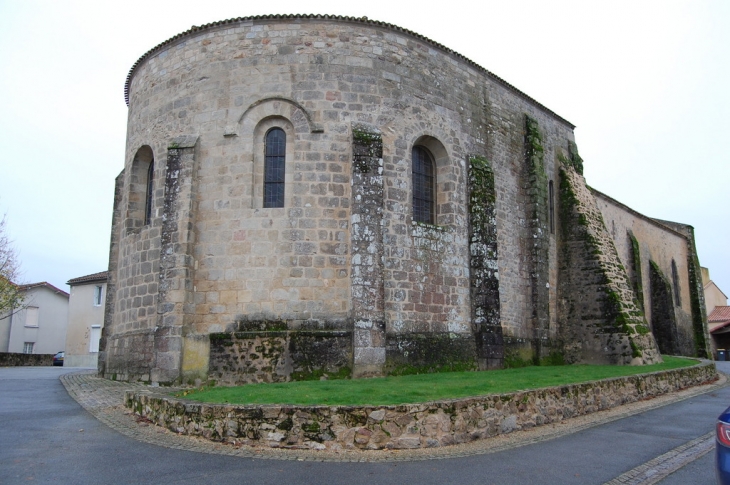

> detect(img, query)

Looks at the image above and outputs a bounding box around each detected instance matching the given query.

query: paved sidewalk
[60,369,728,463]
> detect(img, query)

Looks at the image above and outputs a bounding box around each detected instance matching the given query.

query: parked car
[717,405,730,484]
[52,351,64,366]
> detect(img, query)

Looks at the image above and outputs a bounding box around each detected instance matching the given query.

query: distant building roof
[710,306,730,323]
[705,280,729,300]
[17,282,70,298]
[709,306,730,334]
[67,271,108,286]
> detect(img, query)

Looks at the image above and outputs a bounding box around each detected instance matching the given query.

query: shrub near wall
[0,353,54,366]
[126,361,717,450]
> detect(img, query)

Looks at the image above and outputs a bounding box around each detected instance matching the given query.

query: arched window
[412,146,435,224]
[144,161,154,225]
[264,128,286,208]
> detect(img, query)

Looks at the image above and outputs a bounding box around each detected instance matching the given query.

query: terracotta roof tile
[710,306,730,322]
[67,271,108,286]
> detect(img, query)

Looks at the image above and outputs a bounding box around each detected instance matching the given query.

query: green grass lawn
[178,356,697,407]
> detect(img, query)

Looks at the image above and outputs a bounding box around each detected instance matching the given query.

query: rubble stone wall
[0,353,54,367]
[208,319,352,385]
[126,361,716,450]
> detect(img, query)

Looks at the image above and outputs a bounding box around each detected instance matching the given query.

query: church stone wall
[557,166,660,365]
[99,15,703,385]
[592,191,707,357]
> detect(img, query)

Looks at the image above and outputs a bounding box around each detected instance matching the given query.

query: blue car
[717,406,730,484]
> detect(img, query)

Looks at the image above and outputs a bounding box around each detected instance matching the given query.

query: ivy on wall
[557,160,659,365]
[524,116,551,361]
[468,155,502,369]
[685,230,710,358]
[627,231,645,312]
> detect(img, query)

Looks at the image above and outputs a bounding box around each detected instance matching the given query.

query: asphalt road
[1,364,728,485]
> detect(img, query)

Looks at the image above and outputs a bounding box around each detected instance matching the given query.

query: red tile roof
[67,271,108,286]
[710,306,730,323]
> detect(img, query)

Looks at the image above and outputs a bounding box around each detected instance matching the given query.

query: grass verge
[178,356,697,407]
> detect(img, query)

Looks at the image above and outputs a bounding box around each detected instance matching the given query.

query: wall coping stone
[590,188,689,240]
[125,360,717,451]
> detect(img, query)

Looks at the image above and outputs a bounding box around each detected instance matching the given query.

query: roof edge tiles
[709,306,730,323]
[122,14,575,129]
[18,282,70,297]
[67,271,109,286]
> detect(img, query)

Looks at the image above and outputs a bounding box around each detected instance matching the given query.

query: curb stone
[601,432,715,485]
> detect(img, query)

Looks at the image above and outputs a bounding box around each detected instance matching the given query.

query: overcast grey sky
[0,0,727,298]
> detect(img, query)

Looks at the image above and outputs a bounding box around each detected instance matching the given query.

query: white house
[64,271,108,367]
[0,282,69,354]
[703,267,728,315]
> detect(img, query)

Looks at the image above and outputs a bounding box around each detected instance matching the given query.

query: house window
[264,128,286,208]
[23,342,34,354]
[412,146,435,224]
[89,325,102,353]
[24,307,39,327]
[93,285,103,306]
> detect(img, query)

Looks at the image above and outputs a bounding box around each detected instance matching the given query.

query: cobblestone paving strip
[602,432,715,485]
[60,370,727,463]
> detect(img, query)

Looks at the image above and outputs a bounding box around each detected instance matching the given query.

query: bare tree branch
[0,213,24,317]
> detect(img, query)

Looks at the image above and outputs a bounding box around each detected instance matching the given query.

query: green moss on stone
[385,333,478,375]
[301,422,321,433]
[291,366,351,382]
[277,417,293,431]
[540,351,566,366]
[628,230,645,311]
[235,319,288,332]
[685,238,710,358]
[568,141,584,175]
[352,127,383,173]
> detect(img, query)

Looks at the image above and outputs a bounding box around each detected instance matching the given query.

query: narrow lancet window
[412,146,435,224]
[264,128,286,208]
[671,259,681,306]
[144,161,154,225]
[549,180,555,234]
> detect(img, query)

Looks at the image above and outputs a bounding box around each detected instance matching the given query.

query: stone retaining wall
[0,353,54,366]
[126,361,716,451]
